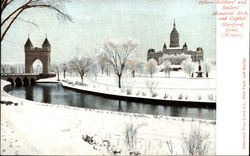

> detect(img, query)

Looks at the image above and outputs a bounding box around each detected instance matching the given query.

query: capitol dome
[169,21,180,47]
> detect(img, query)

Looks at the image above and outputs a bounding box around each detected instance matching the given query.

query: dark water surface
[7,83,216,120]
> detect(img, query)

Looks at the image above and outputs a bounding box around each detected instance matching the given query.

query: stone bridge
[1,73,56,87]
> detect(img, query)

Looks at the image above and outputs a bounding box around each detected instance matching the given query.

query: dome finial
[173,18,176,29]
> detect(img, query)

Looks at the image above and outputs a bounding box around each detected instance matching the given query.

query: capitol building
[147,21,204,64]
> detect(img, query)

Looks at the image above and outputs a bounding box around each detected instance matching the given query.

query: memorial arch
[24,37,51,74]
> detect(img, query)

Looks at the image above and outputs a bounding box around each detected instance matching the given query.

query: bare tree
[51,64,60,80]
[89,59,99,81]
[1,0,72,42]
[60,62,67,79]
[182,125,210,155]
[69,56,93,82]
[102,39,138,88]
[97,54,106,75]
[146,59,158,78]
[202,60,212,78]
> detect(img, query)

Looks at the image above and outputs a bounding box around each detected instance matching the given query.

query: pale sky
[1,0,216,64]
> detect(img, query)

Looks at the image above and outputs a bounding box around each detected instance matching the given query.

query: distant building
[147,21,204,63]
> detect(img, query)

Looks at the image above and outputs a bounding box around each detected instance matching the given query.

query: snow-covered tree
[69,56,93,82]
[163,60,171,77]
[182,125,210,155]
[202,60,212,78]
[146,59,158,78]
[137,61,146,77]
[1,64,10,73]
[181,60,194,78]
[160,53,191,65]
[127,59,138,78]
[102,39,138,88]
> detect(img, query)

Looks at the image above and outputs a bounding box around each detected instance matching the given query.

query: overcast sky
[1,0,216,64]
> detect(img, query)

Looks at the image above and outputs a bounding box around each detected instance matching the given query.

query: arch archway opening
[7,78,14,87]
[15,77,22,87]
[23,77,29,86]
[32,59,43,74]
[30,78,36,86]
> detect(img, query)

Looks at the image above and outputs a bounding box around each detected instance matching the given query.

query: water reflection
[7,83,216,120]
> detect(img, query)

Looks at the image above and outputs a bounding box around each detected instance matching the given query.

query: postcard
[1,0,249,155]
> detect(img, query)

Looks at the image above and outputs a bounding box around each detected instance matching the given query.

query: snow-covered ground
[61,68,216,103]
[1,80,216,155]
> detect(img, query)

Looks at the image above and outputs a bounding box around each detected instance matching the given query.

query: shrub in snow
[145,79,158,97]
[74,81,87,86]
[142,91,147,96]
[166,138,174,155]
[65,79,73,84]
[164,93,169,99]
[126,88,132,95]
[124,123,138,151]
[207,94,214,101]
[178,93,183,100]
[181,125,210,155]
[197,95,202,100]
[110,147,122,155]
[129,150,141,155]
[122,78,135,95]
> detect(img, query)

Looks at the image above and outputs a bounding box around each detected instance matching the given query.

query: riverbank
[1,80,216,155]
[58,74,216,108]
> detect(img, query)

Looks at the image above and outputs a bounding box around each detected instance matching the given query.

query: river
[7,83,216,120]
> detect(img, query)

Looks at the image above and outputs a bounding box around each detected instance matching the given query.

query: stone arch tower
[24,37,51,74]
